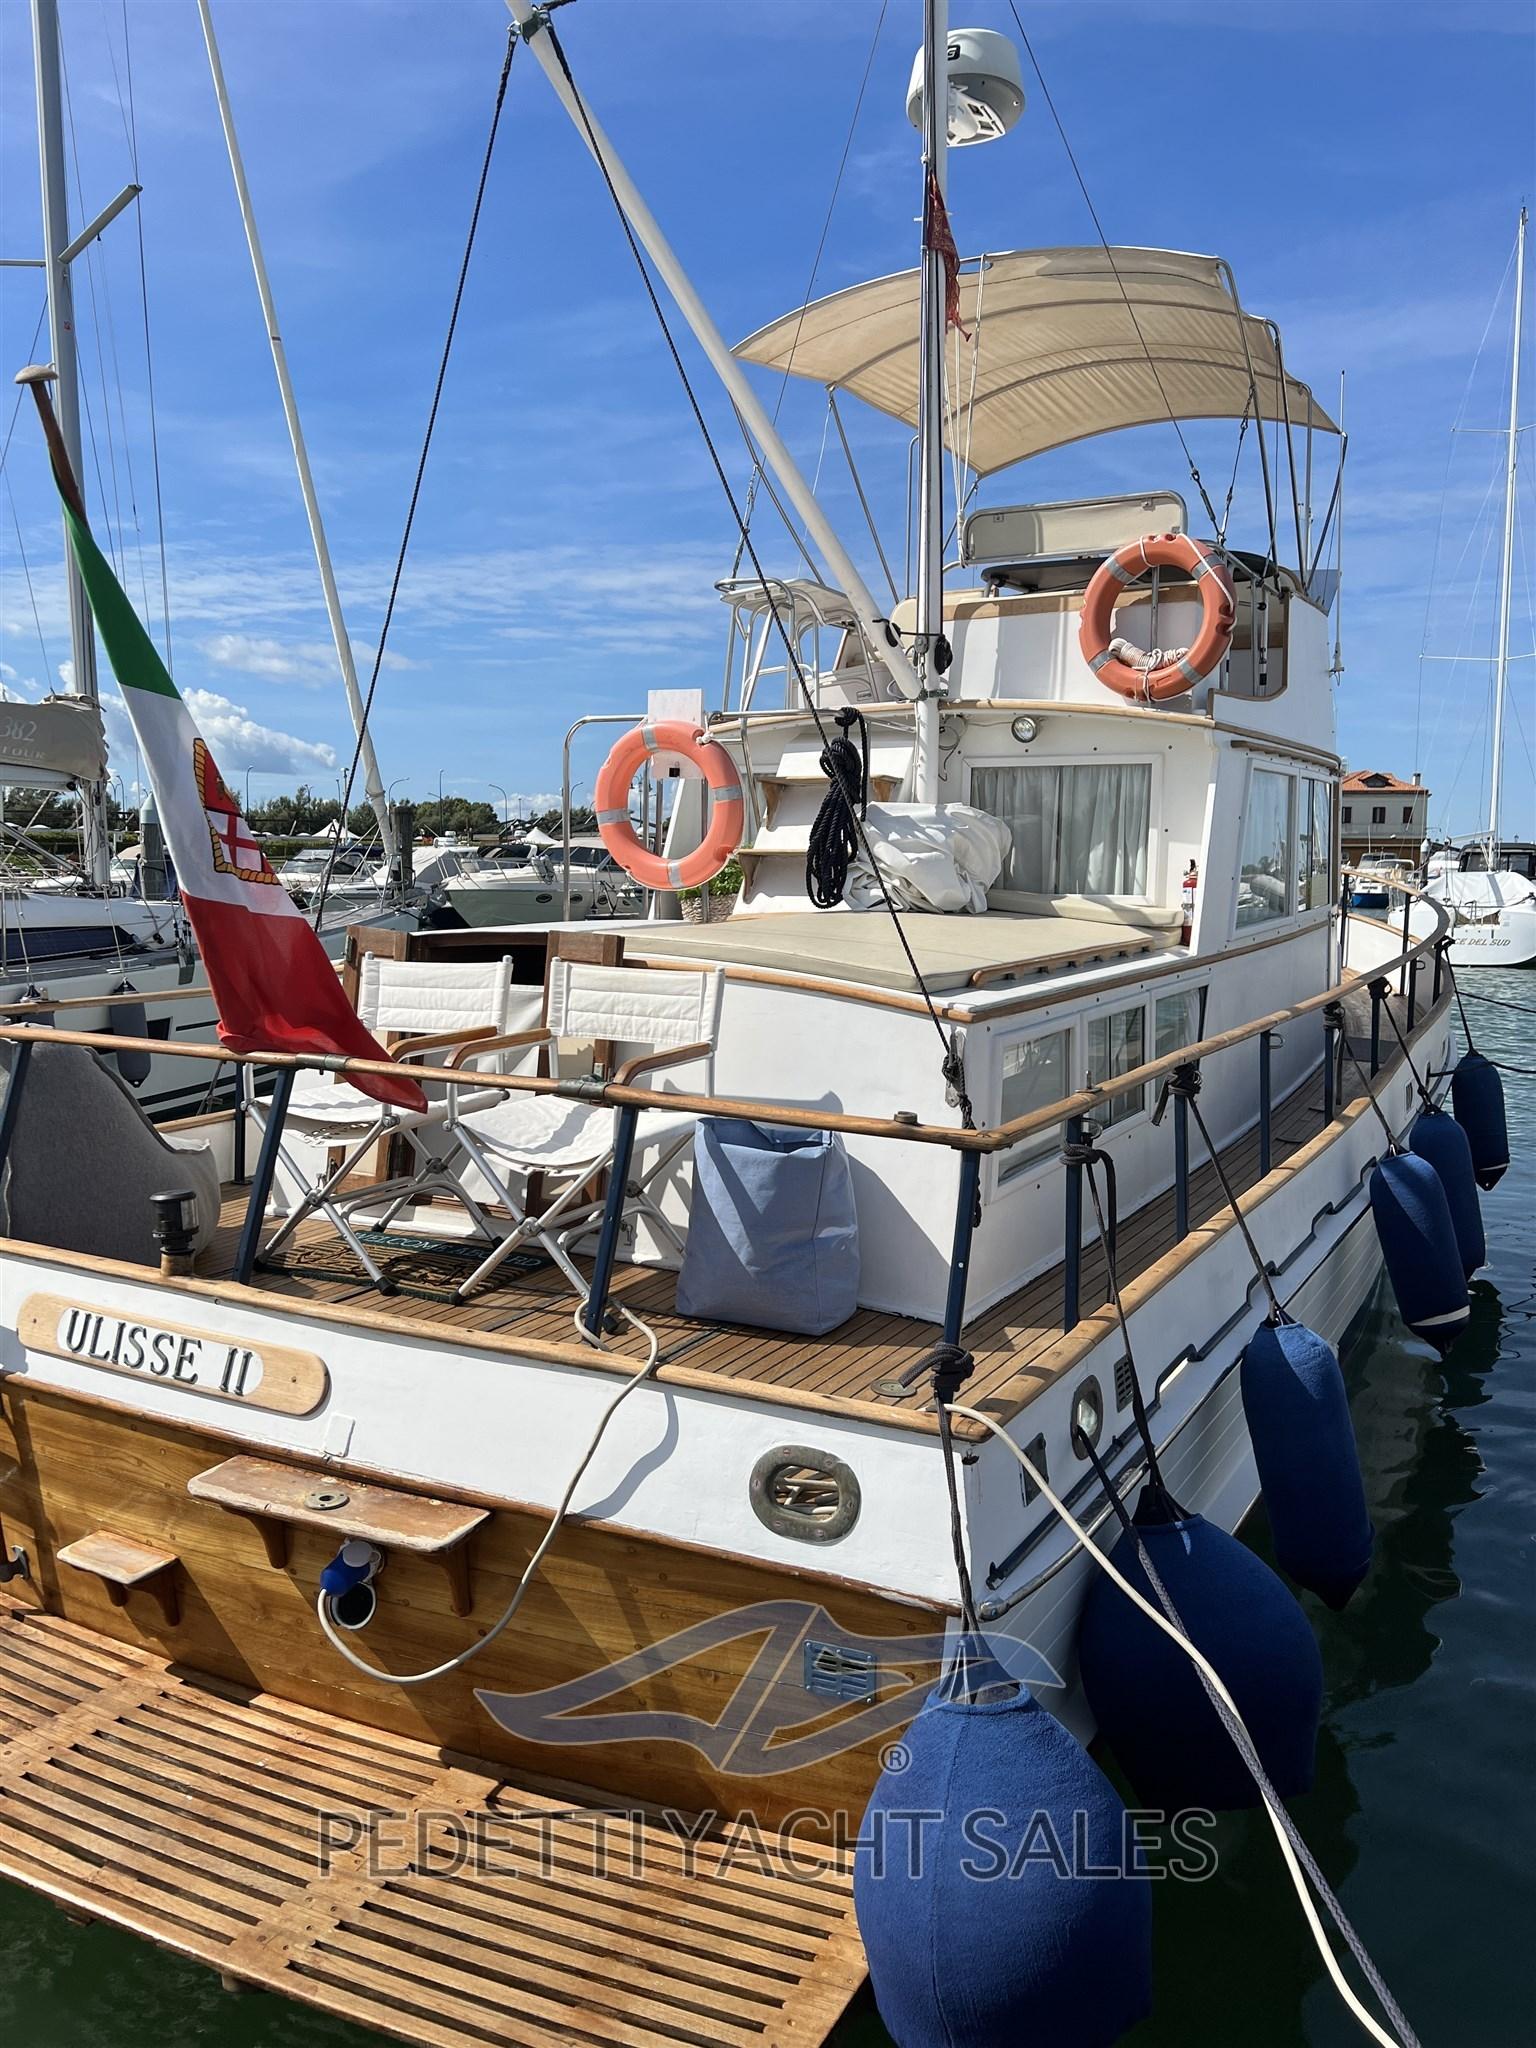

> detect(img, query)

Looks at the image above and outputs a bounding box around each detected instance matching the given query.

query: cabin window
[1237,769,1295,927]
[971,762,1151,897]
[1300,777,1334,910]
[1154,987,1203,1061]
[998,1026,1072,1182]
[1087,1003,1147,1126]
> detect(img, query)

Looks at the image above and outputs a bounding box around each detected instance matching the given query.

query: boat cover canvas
[0,694,107,787]
[736,247,1337,474]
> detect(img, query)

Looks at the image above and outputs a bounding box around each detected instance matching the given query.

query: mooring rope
[948,1396,1419,2048]
[805,707,870,908]
[316,1305,658,1686]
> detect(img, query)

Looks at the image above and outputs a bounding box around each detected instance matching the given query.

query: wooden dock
[0,1603,869,2047]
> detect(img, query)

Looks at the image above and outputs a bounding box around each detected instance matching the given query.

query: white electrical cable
[316,1305,660,1687]
[947,1401,1415,2048]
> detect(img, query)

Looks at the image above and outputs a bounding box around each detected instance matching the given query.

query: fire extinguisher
[1181,860,1199,947]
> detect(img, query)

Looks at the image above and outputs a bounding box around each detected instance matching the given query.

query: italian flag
[41,414,424,1112]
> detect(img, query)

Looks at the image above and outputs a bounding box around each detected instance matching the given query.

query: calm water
[2,974,1531,2047]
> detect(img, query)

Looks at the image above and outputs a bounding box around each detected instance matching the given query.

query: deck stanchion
[941,1150,982,1347]
[1433,937,1445,1006]
[1062,1114,1084,1333]
[1368,977,1387,1076]
[1173,1088,1190,1239]
[0,1037,34,1184]
[234,1067,294,1287]
[582,1103,640,1339]
[1258,1030,1275,1178]
[1399,889,1413,995]
[1406,956,1419,1031]
[232,1064,248,1185]
[1323,1002,1341,1124]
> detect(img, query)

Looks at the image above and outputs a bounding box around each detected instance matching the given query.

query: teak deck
[0,1603,868,2048]
[196,1062,1352,1424]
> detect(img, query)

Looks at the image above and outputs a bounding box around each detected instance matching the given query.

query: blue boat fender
[1370,1150,1470,1355]
[1408,1106,1485,1276]
[1241,1318,1373,1609]
[1450,1049,1509,1191]
[1077,1505,1323,1813]
[854,1663,1152,2048]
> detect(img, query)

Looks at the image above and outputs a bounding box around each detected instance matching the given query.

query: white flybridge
[1415,206,1536,969]
[0,10,1459,2046]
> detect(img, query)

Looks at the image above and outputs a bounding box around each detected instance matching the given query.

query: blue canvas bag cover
[677,1116,860,1335]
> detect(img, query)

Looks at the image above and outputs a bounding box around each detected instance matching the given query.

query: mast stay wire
[1006,1,1223,538]
[1415,233,1519,782]
[538,13,977,1126]
[117,0,175,669]
[0,307,55,689]
[732,0,890,570]
[313,28,520,929]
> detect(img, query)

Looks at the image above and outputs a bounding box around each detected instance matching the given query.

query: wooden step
[0,1604,868,2047]
[56,1531,180,1627]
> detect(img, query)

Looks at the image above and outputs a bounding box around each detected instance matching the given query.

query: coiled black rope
[805,707,869,908]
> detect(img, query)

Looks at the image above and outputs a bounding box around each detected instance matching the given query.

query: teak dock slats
[0,1603,868,2047]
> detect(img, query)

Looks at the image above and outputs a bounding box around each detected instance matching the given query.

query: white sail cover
[736,247,1337,475]
[0,694,107,787]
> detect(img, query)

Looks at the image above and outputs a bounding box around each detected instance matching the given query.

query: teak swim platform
[0,1605,868,2048]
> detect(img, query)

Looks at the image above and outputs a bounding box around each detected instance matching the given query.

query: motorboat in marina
[0,6,1470,2044]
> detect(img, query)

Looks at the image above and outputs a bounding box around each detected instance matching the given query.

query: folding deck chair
[255,953,541,1289]
[437,957,723,1302]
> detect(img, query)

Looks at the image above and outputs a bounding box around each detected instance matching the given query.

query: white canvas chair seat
[257,956,535,1289]
[436,959,723,1304]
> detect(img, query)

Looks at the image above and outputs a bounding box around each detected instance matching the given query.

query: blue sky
[1,0,1532,836]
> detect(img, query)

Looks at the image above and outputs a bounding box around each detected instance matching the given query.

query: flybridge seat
[638,903,1181,994]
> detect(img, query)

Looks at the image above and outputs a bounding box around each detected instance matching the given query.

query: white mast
[30,0,111,889]
[1488,203,1526,860]
[502,0,920,707]
[196,0,396,866]
[912,0,949,805]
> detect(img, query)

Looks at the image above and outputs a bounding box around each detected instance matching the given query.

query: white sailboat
[1417,206,1536,969]
[0,8,1459,2044]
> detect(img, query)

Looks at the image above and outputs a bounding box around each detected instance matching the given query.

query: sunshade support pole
[912,0,950,805]
[504,0,920,708]
[235,1068,294,1287]
[582,1103,640,1340]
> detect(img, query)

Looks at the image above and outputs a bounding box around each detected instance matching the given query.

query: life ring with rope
[1078,533,1235,702]
[594,721,744,892]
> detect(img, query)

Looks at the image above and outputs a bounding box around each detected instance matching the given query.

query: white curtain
[972,763,1151,896]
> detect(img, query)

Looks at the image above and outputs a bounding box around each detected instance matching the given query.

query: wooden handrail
[0,876,1452,1159]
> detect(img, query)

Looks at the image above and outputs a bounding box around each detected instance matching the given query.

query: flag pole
[15,364,87,521]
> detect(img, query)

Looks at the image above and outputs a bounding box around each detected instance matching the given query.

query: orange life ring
[594,720,744,892]
[1078,533,1234,702]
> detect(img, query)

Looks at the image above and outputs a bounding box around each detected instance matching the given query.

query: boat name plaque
[17,1293,329,1418]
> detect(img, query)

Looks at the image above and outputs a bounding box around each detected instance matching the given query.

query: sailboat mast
[196,0,395,868]
[1488,204,1526,858]
[30,0,111,890]
[912,0,949,807]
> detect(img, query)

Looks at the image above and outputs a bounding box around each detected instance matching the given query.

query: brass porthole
[750,1446,862,1544]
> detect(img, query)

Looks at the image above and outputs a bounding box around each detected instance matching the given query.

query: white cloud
[202,632,413,686]
[182,689,338,773]
[57,659,73,688]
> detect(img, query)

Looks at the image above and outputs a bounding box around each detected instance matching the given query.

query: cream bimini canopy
[735,246,1337,476]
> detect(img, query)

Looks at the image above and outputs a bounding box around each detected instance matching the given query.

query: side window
[998,1027,1072,1183]
[1154,987,1204,1062]
[1342,805,1353,823]
[1087,1003,1147,1126]
[1237,769,1295,928]
[1402,806,1413,825]
[1371,804,1386,825]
